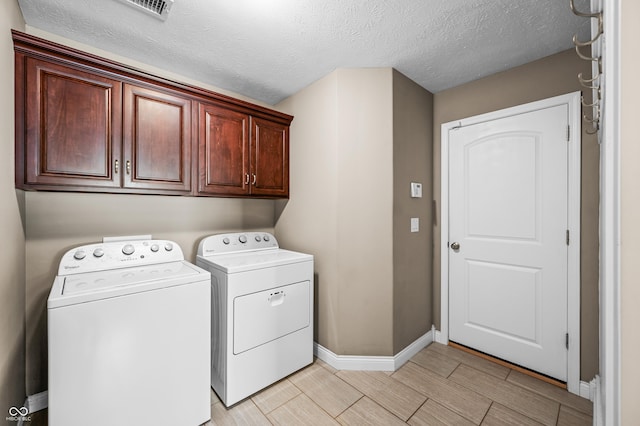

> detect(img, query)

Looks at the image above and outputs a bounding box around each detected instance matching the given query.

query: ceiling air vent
[115,0,174,21]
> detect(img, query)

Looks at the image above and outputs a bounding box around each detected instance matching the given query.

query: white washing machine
[196,232,313,406]
[48,236,211,426]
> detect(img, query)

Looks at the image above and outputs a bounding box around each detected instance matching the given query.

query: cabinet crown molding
[11,30,293,125]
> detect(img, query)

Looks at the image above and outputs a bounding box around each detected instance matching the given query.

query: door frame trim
[439,91,582,394]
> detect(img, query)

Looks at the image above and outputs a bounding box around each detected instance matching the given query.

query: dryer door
[233,280,310,354]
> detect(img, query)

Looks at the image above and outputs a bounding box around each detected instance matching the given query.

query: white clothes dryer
[196,232,313,406]
[48,236,211,426]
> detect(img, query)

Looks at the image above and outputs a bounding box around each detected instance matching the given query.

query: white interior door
[448,104,569,381]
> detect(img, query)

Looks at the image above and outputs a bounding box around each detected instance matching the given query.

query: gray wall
[392,70,434,353]
[0,0,26,414]
[432,49,600,381]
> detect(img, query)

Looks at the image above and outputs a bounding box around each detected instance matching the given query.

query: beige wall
[392,70,434,353]
[21,31,279,395]
[274,72,341,350]
[0,0,26,413]
[276,68,433,357]
[335,69,395,355]
[620,0,640,421]
[433,49,600,381]
[25,193,274,394]
[277,68,395,356]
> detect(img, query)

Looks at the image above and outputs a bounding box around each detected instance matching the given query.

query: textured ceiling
[17,0,591,105]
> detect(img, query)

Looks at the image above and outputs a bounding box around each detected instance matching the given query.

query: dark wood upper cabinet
[198,103,249,196]
[251,117,289,197]
[123,84,192,193]
[21,57,122,189]
[197,104,290,197]
[13,30,293,198]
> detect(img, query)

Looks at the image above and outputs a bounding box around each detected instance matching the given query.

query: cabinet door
[198,103,249,196]
[23,58,122,188]
[123,84,192,193]
[250,117,289,197]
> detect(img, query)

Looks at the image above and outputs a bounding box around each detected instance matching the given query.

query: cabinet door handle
[252,174,257,185]
[126,160,131,175]
[245,173,250,185]
[114,159,119,174]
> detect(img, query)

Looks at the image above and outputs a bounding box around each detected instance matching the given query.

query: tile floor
[29,342,593,425]
[206,343,593,426]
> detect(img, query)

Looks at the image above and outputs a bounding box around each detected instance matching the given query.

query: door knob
[451,242,461,250]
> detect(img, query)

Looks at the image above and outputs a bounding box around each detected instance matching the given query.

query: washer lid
[48,261,208,308]
[197,249,312,273]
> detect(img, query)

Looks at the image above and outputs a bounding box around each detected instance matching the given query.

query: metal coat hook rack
[570,0,603,135]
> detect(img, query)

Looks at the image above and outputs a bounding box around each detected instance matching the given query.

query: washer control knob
[238,235,247,244]
[222,237,230,245]
[73,250,86,260]
[255,235,262,242]
[122,244,135,255]
[164,242,173,251]
[150,244,159,252]
[93,248,104,258]
[263,235,270,242]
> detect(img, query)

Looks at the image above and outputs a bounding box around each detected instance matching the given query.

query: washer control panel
[58,239,184,276]
[198,232,278,256]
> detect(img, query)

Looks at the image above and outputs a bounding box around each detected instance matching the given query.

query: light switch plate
[411,182,422,198]
[411,217,419,232]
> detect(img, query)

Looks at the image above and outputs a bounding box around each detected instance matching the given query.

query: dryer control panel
[58,238,184,275]
[198,232,279,256]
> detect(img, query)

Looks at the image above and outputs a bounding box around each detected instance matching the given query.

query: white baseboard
[579,381,589,400]
[579,379,598,401]
[591,375,603,426]
[15,391,47,426]
[313,328,434,371]
[434,329,448,345]
[27,390,48,413]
